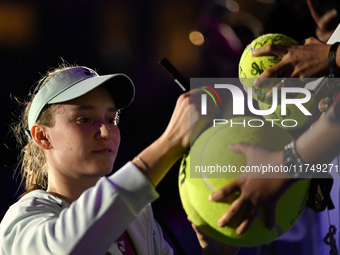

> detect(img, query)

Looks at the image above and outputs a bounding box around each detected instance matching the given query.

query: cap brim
[48,73,135,109]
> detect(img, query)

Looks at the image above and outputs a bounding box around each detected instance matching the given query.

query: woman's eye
[77,117,91,124]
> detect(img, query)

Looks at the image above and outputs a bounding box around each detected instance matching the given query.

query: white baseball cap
[28,66,135,131]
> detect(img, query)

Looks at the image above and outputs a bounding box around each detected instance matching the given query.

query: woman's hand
[135,88,220,186]
[209,143,294,235]
[160,88,220,158]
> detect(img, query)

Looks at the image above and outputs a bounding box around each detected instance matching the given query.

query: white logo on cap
[83,68,97,76]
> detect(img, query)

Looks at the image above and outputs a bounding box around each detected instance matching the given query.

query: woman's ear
[31,123,52,150]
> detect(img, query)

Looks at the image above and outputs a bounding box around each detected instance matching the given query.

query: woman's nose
[97,124,113,139]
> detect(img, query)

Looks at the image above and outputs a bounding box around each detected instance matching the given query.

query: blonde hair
[12,62,76,196]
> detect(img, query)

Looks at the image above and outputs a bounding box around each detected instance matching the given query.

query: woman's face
[45,86,121,180]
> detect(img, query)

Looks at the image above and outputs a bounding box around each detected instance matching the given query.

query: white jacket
[0,162,173,255]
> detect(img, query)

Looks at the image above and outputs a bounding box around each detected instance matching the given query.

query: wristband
[283,140,309,178]
[328,42,340,78]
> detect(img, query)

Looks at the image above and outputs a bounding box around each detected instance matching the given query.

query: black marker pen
[159,57,190,92]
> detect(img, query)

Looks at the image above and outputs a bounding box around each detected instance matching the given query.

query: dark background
[0,0,317,254]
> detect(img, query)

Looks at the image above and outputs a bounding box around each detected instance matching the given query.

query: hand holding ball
[179,117,310,247]
[238,33,298,104]
[239,33,320,130]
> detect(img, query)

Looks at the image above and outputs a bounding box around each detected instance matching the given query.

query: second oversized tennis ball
[179,116,310,246]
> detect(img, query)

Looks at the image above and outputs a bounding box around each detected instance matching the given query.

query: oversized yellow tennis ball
[238,33,298,104]
[179,116,309,247]
[257,93,319,130]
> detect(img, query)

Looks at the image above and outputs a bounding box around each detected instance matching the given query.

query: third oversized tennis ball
[239,33,298,104]
[179,116,310,247]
